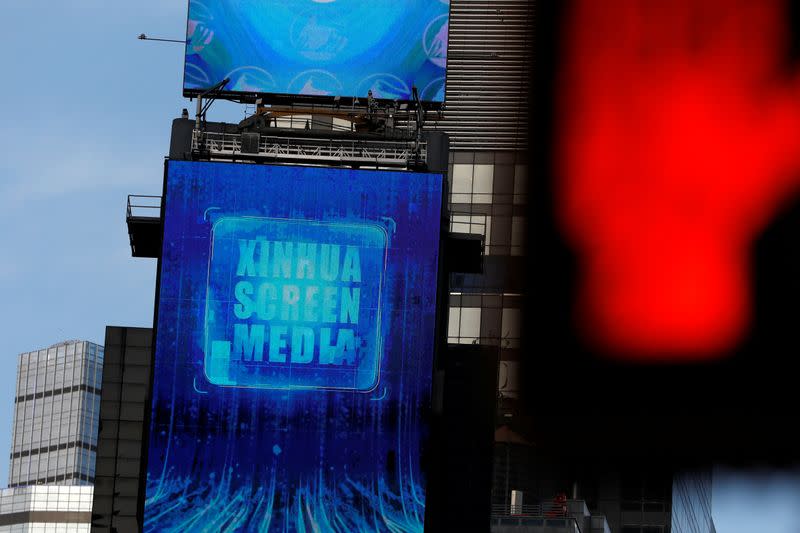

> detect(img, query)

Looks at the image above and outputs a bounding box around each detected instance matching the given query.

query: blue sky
[0,2,798,532]
[0,0,187,483]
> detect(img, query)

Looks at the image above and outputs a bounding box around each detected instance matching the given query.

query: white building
[0,485,93,532]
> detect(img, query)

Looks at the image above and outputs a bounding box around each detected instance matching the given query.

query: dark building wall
[426,344,498,532]
[436,0,533,475]
[91,327,152,533]
[426,0,533,151]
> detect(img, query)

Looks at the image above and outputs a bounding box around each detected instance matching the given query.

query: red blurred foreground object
[557,0,800,360]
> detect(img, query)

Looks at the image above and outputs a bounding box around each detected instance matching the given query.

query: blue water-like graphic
[183,0,449,102]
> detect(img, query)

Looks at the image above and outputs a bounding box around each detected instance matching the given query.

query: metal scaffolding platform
[126,195,162,258]
[191,129,426,168]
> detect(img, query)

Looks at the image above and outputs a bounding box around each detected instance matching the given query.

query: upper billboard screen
[145,161,443,531]
[184,0,450,104]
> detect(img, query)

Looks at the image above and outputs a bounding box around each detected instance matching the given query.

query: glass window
[451,164,494,205]
[472,164,494,203]
[452,308,474,343]
[447,308,461,344]
[448,307,481,344]
[451,164,473,203]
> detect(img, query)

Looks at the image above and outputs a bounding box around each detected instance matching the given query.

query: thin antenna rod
[138,34,186,44]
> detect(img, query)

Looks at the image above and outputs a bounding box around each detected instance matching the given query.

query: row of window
[16,399,99,420]
[12,426,96,450]
[15,385,101,405]
[18,349,102,364]
[17,353,99,369]
[10,441,97,460]
[15,425,95,440]
[10,451,96,485]
[447,306,521,348]
[0,525,90,533]
[8,471,95,488]
[15,416,96,434]
[13,394,99,454]
[17,347,103,374]
[17,364,103,396]
[8,471,97,488]
[11,447,90,466]
[16,411,90,427]
[450,163,527,205]
[17,374,91,392]
[0,491,94,514]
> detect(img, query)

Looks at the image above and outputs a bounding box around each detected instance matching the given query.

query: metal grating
[191,130,426,167]
[423,0,534,151]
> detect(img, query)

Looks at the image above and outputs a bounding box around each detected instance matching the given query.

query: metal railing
[491,503,569,518]
[127,195,161,220]
[192,130,426,167]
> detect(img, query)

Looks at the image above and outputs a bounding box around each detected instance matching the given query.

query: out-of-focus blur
[713,468,800,533]
[557,0,800,360]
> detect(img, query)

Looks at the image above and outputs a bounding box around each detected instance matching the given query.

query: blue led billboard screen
[184,0,449,103]
[145,160,443,531]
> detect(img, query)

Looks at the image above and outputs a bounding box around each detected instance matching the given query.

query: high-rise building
[8,341,103,488]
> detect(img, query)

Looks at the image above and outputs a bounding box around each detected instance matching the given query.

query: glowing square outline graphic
[203,216,388,393]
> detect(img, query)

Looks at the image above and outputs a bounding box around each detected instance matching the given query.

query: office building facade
[441,0,529,417]
[0,486,93,533]
[671,471,716,533]
[8,341,103,488]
